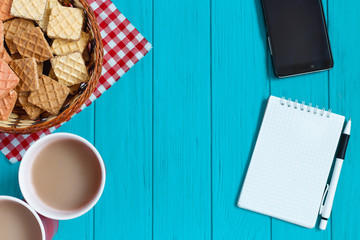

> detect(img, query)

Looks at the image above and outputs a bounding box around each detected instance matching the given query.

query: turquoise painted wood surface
[1,0,360,239]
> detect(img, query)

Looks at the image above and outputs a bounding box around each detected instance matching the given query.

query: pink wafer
[0,46,11,64]
[0,21,4,48]
[0,0,13,22]
[0,59,19,97]
[0,89,17,120]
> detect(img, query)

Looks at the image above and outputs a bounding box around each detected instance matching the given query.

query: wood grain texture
[152,0,211,238]
[0,157,21,197]
[211,0,271,238]
[93,0,153,238]
[328,0,360,238]
[53,105,95,240]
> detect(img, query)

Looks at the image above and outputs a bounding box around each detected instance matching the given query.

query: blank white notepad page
[238,96,345,228]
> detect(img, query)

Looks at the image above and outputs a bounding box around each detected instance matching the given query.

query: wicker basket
[0,0,104,134]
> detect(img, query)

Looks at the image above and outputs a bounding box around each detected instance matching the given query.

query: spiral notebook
[238,95,345,228]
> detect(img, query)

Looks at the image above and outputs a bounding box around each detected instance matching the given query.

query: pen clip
[319,184,330,215]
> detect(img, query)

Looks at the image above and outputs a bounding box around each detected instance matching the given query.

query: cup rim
[0,196,46,240]
[19,132,106,220]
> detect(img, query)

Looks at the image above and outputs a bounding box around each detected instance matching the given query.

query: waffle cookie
[51,52,88,86]
[51,32,90,56]
[4,18,35,54]
[82,46,91,63]
[28,75,70,115]
[37,0,61,31]
[72,0,85,9]
[0,21,4,48]
[0,46,11,64]
[69,83,80,95]
[9,58,39,91]
[10,0,47,21]
[37,62,43,76]
[13,27,53,62]
[0,59,19,97]
[48,68,57,80]
[11,53,22,60]
[18,91,43,120]
[47,6,84,40]
[0,0,13,22]
[0,89,17,120]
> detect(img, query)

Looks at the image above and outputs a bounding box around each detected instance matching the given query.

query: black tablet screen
[262,0,333,76]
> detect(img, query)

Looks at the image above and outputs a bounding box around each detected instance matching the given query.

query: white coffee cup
[19,133,106,220]
[0,196,46,240]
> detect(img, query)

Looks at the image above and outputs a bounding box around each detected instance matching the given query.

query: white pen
[319,119,351,230]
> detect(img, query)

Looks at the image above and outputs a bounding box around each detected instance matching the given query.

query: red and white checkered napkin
[0,0,152,163]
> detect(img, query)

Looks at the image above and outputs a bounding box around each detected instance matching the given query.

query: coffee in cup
[0,196,45,240]
[19,133,106,220]
[32,139,103,211]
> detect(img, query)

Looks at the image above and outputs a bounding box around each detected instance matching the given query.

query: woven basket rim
[0,0,104,135]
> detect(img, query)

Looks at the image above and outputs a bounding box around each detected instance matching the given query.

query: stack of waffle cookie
[0,0,91,121]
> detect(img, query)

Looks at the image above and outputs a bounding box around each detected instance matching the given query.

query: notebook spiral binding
[280,97,332,118]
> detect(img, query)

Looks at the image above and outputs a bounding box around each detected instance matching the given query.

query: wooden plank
[152,0,211,238]
[53,105,95,240]
[93,0,153,238]
[211,0,271,238]
[0,157,21,197]
[270,0,331,237]
[328,0,360,238]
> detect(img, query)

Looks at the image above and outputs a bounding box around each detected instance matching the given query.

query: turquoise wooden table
[0,0,359,239]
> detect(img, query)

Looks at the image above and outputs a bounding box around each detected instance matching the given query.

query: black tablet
[261,0,333,78]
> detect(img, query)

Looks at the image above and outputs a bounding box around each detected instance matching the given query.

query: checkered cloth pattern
[0,0,152,163]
